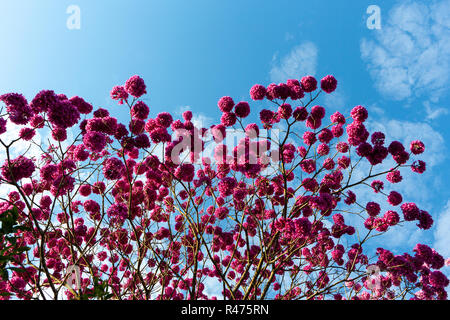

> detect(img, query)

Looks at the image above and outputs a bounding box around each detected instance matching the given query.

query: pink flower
[221,112,237,127]
[410,140,425,155]
[214,207,229,220]
[51,175,75,197]
[48,99,80,129]
[83,200,100,214]
[149,127,171,143]
[337,156,350,169]
[384,210,400,226]
[287,80,304,100]
[356,142,372,157]
[393,150,410,165]
[322,158,335,170]
[40,195,52,208]
[320,75,337,93]
[300,159,316,174]
[371,132,385,146]
[386,169,402,183]
[124,75,147,98]
[310,105,326,120]
[29,115,45,129]
[156,112,173,128]
[413,243,433,261]
[336,142,349,153]
[317,143,330,156]
[293,107,308,121]
[429,271,449,288]
[265,83,277,100]
[401,202,420,221]
[234,101,250,118]
[40,163,58,181]
[52,127,67,141]
[73,145,89,162]
[302,178,318,192]
[211,124,226,142]
[218,96,234,112]
[103,157,125,180]
[70,96,93,114]
[0,118,7,135]
[92,181,106,194]
[302,131,317,146]
[331,124,344,138]
[10,277,26,291]
[301,75,317,92]
[83,131,107,153]
[278,104,292,119]
[366,202,381,217]
[318,129,333,144]
[346,121,369,146]
[364,217,375,230]
[86,118,115,135]
[19,128,35,141]
[79,184,91,197]
[411,160,426,174]
[131,101,150,120]
[305,116,321,130]
[249,84,266,100]
[273,83,291,100]
[370,180,384,193]
[175,163,195,182]
[182,110,193,121]
[30,90,58,113]
[218,177,237,197]
[0,93,33,125]
[244,123,259,138]
[387,191,402,206]
[350,105,368,122]
[107,202,129,223]
[134,133,151,149]
[388,141,405,156]
[110,85,129,104]
[333,213,345,225]
[129,118,145,135]
[330,111,346,124]
[417,210,433,230]
[1,156,35,182]
[344,190,356,205]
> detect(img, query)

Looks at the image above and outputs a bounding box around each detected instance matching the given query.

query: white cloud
[323,88,346,111]
[369,104,386,117]
[434,200,450,258]
[269,41,318,83]
[284,32,294,41]
[360,0,450,117]
[423,100,449,120]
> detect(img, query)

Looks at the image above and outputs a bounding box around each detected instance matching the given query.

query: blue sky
[0,0,449,268]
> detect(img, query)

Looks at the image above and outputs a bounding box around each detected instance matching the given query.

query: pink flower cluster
[0,73,446,301]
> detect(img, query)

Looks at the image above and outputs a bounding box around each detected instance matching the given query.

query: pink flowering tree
[0,74,448,300]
